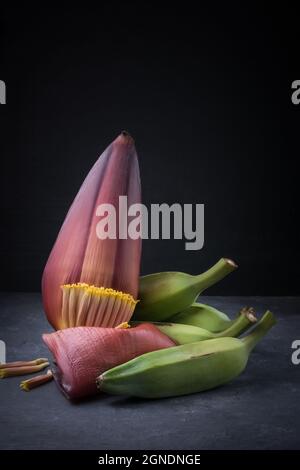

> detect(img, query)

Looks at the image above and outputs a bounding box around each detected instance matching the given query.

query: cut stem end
[20,370,53,391]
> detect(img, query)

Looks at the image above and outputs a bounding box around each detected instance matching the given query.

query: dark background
[0,4,298,295]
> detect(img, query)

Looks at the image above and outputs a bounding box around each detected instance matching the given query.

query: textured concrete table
[0,294,299,450]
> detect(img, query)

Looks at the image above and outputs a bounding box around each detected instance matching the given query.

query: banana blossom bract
[42,132,141,329]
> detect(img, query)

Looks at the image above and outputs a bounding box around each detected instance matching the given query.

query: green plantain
[131,307,257,344]
[171,303,241,333]
[97,311,275,399]
[133,258,237,322]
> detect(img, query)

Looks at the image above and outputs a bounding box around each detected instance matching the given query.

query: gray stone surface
[0,294,299,450]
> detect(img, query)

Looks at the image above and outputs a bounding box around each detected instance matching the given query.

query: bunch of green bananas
[96,258,277,399]
[132,257,237,322]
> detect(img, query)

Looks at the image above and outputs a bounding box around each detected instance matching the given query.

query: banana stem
[242,310,276,353]
[0,358,48,369]
[20,370,53,391]
[214,307,257,338]
[193,258,238,293]
[0,362,49,378]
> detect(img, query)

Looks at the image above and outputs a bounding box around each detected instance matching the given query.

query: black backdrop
[0,4,298,295]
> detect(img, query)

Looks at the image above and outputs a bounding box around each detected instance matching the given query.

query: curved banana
[133,258,237,322]
[131,307,257,344]
[171,303,244,333]
[97,311,276,399]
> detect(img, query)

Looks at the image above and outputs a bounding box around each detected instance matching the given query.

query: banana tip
[224,258,238,269]
[240,307,257,323]
[96,375,103,390]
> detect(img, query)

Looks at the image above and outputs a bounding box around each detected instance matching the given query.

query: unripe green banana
[171,303,240,333]
[131,307,257,344]
[97,311,276,399]
[133,258,237,322]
